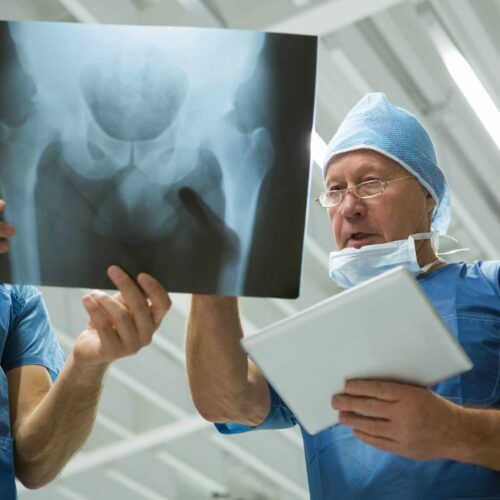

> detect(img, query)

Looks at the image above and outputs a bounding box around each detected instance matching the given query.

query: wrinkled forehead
[324,149,408,184]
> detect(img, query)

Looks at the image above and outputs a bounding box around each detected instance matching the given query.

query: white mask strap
[409,232,434,241]
[420,258,442,273]
[438,247,470,256]
[411,232,469,256]
[409,232,438,254]
[435,234,470,256]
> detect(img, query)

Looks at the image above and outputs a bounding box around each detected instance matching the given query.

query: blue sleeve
[215,383,297,434]
[1,286,66,382]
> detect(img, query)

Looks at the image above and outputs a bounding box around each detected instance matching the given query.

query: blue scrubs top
[0,285,66,500]
[216,261,500,499]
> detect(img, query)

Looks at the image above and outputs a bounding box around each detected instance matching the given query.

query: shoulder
[422,260,500,297]
[474,260,500,297]
[432,261,500,282]
[1,284,41,301]
[0,284,43,316]
[439,260,500,298]
[474,259,500,275]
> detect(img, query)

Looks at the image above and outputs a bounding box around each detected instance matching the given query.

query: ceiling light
[420,5,500,149]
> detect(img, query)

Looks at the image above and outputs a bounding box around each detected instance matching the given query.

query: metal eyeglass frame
[315,175,414,208]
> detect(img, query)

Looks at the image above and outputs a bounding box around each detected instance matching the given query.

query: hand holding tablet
[241,267,473,435]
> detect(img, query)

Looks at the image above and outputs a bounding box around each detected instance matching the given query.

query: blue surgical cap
[322,93,451,234]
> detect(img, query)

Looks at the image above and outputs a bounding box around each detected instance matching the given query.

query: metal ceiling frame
[265,0,405,35]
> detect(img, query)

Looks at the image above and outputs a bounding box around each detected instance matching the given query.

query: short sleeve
[215,383,297,434]
[1,286,66,382]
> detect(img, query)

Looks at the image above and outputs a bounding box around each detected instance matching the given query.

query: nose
[338,189,366,219]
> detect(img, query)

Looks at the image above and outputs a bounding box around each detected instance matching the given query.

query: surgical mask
[328,232,465,289]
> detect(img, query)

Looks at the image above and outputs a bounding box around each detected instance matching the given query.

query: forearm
[187,296,246,414]
[445,405,500,470]
[186,295,259,422]
[14,353,108,488]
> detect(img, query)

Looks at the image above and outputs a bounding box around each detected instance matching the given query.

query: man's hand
[11,265,171,488]
[0,199,16,253]
[73,265,171,368]
[332,380,463,461]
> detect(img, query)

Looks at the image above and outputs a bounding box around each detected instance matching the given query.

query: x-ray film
[0,21,317,298]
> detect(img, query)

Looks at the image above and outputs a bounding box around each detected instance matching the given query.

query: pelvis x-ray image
[0,21,317,298]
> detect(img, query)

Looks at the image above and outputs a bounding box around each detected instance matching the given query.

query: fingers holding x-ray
[76,266,171,365]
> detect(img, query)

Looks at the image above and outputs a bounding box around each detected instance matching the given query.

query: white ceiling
[1,0,499,498]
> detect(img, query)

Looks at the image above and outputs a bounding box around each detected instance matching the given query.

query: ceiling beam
[56,485,92,500]
[139,0,225,27]
[156,451,229,498]
[106,468,172,500]
[0,0,40,20]
[174,0,225,27]
[97,411,230,497]
[56,0,99,23]
[56,0,139,24]
[212,435,309,500]
[429,0,500,104]
[61,416,210,478]
[265,0,405,35]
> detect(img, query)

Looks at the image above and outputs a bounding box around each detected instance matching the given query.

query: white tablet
[241,266,473,435]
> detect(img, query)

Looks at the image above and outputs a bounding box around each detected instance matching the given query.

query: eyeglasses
[315,175,413,208]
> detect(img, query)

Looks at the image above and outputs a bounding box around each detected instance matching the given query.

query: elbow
[191,390,242,424]
[192,398,229,423]
[15,457,61,490]
[17,470,58,490]
[196,407,222,423]
[19,480,49,491]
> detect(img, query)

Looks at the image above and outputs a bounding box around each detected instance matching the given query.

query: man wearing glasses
[186,93,500,498]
